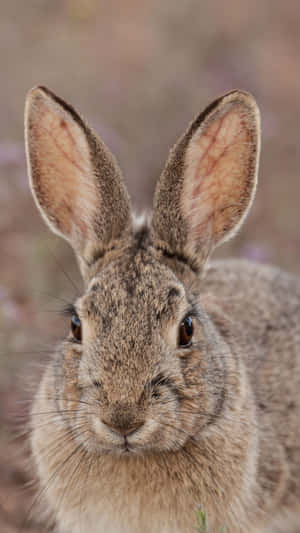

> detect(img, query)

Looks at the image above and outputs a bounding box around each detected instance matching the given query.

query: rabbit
[24,85,300,533]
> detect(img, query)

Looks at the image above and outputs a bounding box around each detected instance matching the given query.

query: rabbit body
[31,257,300,533]
[25,87,300,532]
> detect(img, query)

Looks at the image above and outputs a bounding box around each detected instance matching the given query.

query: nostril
[101,418,144,437]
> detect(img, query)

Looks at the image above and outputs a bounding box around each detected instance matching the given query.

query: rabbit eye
[71,314,81,342]
[179,316,193,347]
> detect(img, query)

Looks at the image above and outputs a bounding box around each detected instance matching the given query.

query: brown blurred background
[1,0,300,530]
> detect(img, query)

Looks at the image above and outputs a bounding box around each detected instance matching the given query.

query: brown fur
[25,87,300,532]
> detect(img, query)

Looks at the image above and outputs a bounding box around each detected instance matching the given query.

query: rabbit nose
[101,417,144,436]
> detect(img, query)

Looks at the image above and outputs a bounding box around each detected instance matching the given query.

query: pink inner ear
[55,117,87,174]
[182,107,253,247]
[29,96,97,239]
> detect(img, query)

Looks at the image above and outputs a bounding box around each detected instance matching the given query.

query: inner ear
[25,87,99,244]
[182,101,258,248]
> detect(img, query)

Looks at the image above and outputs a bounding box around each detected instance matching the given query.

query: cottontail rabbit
[25,86,300,533]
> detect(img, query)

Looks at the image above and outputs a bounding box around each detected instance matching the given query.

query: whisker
[13,415,96,441]
[32,289,74,306]
[22,440,84,532]
[0,349,56,356]
[26,395,96,408]
[80,452,93,533]
[153,393,259,432]
[25,409,88,417]
[53,445,90,528]
[44,242,80,296]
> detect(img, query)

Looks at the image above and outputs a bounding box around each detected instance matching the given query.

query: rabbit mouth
[86,422,189,457]
[119,436,135,455]
[91,441,142,457]
[77,403,194,456]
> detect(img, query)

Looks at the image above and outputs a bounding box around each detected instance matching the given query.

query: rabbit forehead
[81,251,187,360]
[85,255,185,325]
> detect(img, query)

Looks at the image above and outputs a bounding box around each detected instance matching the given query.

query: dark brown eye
[71,314,81,342]
[179,316,193,347]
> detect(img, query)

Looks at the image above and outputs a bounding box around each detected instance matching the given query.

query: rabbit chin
[74,415,190,457]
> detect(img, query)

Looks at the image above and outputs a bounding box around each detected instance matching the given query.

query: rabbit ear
[151,90,260,271]
[25,86,132,271]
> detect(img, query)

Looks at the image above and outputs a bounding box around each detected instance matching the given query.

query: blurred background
[1,0,300,530]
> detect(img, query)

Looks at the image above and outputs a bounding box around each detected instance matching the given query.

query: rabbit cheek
[147,383,192,451]
[60,345,82,413]
[179,345,219,434]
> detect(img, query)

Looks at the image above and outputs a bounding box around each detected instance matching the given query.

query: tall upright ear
[151,90,260,272]
[25,86,132,275]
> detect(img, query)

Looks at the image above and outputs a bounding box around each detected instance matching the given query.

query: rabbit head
[25,87,260,460]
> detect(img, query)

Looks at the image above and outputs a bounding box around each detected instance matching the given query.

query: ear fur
[151,90,261,271]
[25,86,132,271]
